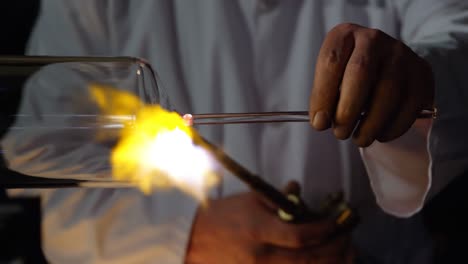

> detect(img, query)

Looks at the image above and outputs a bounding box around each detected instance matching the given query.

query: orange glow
[90,84,219,201]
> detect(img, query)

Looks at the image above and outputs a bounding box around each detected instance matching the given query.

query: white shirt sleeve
[362,0,468,217]
[3,1,199,263]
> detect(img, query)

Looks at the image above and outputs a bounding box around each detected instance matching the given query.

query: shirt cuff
[360,119,433,217]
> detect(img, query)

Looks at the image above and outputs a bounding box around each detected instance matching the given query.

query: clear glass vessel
[0,56,170,188]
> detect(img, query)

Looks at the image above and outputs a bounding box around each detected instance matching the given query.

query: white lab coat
[2,0,468,263]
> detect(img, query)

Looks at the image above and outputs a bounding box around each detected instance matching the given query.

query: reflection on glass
[0,56,172,187]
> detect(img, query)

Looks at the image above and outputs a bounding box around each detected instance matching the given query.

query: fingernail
[312,111,330,130]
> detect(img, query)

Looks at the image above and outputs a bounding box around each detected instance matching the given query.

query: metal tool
[193,135,359,236]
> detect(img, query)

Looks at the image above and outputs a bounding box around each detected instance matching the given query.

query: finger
[352,43,406,147]
[257,181,302,212]
[283,180,301,196]
[258,217,336,248]
[259,251,298,264]
[308,235,350,257]
[374,89,418,142]
[334,29,380,139]
[253,246,313,264]
[310,24,356,130]
[256,238,349,264]
[377,58,434,142]
[253,246,312,264]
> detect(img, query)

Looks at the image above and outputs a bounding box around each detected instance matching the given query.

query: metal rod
[193,135,312,219]
[1,135,310,219]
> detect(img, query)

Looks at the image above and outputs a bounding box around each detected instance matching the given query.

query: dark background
[0,2,39,55]
[0,2,45,263]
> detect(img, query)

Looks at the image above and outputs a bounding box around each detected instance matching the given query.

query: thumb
[278,181,306,222]
[258,180,302,213]
[283,180,301,196]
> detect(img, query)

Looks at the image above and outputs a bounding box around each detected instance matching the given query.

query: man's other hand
[309,23,434,147]
[185,182,354,264]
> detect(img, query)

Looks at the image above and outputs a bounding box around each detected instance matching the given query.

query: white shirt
[2,0,468,263]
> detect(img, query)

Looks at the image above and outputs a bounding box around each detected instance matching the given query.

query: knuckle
[321,25,356,70]
[365,28,384,42]
[332,22,358,34]
[348,54,371,72]
[322,49,342,68]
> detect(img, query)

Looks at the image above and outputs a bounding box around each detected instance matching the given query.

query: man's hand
[309,23,434,147]
[185,182,354,264]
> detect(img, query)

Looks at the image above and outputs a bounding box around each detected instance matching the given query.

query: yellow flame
[90,84,219,201]
[90,83,144,115]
